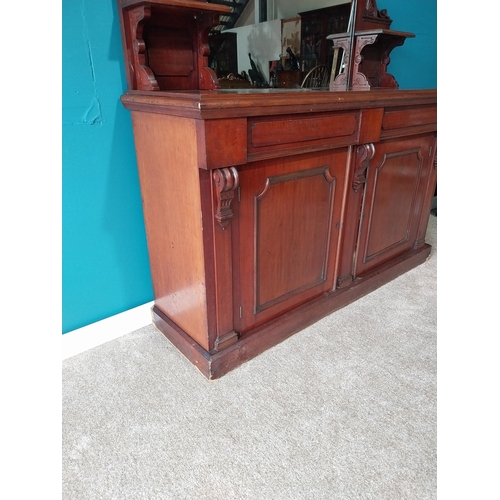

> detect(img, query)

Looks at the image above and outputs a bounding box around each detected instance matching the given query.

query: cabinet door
[235,149,349,334]
[355,135,436,277]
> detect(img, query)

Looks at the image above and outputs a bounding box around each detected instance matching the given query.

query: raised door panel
[355,135,435,277]
[236,149,349,334]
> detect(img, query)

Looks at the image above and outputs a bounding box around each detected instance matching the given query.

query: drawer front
[381,105,437,139]
[248,112,359,160]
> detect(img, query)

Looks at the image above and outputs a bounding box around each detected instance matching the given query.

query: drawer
[381,105,437,138]
[248,111,359,160]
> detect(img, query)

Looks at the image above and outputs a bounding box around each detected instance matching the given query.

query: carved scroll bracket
[196,13,222,90]
[127,5,159,91]
[353,143,375,192]
[351,34,378,90]
[213,167,239,230]
[329,36,351,91]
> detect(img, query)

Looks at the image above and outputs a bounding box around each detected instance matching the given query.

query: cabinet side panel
[131,111,209,349]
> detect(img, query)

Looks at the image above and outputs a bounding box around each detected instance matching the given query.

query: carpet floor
[62,215,437,500]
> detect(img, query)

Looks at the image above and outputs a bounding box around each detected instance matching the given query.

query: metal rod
[346,0,358,90]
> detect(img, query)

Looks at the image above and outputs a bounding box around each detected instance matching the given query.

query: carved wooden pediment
[358,0,392,30]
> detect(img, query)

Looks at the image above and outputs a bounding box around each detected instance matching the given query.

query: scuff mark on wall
[82,96,103,125]
[281,17,301,58]
[80,0,103,125]
[86,39,97,83]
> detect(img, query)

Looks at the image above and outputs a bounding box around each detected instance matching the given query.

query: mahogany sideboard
[120,88,437,379]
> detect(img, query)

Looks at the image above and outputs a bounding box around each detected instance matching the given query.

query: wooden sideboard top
[121,88,437,120]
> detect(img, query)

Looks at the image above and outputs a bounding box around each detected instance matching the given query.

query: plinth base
[152,244,432,380]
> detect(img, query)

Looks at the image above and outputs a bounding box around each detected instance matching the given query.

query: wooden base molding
[152,244,432,380]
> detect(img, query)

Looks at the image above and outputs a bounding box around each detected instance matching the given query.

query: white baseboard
[62,301,154,360]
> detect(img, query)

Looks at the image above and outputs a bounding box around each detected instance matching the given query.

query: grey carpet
[62,215,437,500]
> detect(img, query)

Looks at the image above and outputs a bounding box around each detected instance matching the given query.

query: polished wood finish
[117,0,231,91]
[329,29,414,91]
[131,112,211,350]
[354,135,435,276]
[118,1,437,379]
[327,0,415,91]
[152,241,432,379]
[123,88,437,378]
[120,88,436,119]
[247,111,359,159]
[354,0,393,31]
[236,149,349,334]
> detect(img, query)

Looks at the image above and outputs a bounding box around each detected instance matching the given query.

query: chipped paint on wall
[281,17,301,58]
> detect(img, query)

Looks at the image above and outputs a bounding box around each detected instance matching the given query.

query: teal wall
[62,0,153,333]
[381,0,437,90]
[62,0,436,334]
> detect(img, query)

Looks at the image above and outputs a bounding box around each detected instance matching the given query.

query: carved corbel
[353,143,375,192]
[329,36,351,91]
[351,32,407,90]
[213,167,239,229]
[351,34,378,90]
[196,13,221,90]
[128,5,159,91]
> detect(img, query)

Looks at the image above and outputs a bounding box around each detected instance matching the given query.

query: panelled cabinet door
[355,134,436,277]
[235,149,349,334]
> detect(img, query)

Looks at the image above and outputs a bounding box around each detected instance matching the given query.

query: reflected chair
[300,64,329,88]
